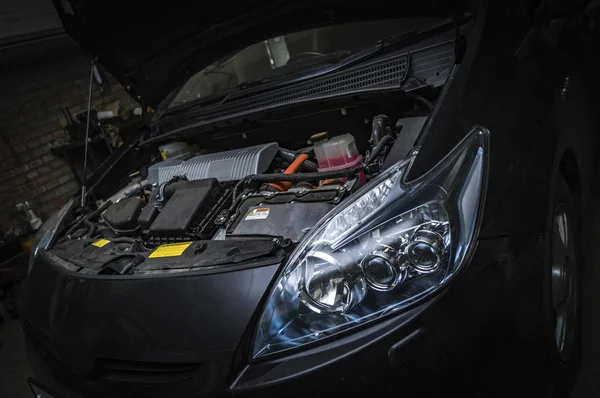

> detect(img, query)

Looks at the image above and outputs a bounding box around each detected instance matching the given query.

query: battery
[231,202,334,242]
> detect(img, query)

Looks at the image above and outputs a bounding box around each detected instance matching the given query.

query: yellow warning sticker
[149,242,193,258]
[92,239,111,248]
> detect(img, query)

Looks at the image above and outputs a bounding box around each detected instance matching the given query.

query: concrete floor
[0,319,32,397]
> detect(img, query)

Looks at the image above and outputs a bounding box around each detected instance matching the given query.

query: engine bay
[51,90,436,275]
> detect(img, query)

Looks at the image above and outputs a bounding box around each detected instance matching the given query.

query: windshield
[168,18,443,108]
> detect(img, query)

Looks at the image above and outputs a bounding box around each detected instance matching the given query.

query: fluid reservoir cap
[310,131,329,143]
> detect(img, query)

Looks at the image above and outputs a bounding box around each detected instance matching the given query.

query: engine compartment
[51,90,435,275]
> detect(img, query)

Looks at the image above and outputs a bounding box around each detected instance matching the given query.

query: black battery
[231,202,334,242]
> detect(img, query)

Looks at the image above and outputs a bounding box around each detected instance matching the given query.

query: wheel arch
[558,147,583,207]
[557,147,586,268]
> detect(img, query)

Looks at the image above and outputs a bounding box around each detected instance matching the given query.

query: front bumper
[22,234,545,397]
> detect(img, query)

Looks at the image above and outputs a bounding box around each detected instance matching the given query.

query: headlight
[253,128,489,358]
[28,199,74,274]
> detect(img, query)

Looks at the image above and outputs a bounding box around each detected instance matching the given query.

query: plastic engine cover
[102,197,144,231]
[149,179,225,241]
[156,143,278,184]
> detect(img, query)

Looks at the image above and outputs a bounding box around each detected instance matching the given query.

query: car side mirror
[544,0,591,19]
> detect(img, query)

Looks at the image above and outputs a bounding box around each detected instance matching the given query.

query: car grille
[95,358,202,384]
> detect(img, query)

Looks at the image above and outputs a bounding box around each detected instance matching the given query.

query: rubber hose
[66,200,112,238]
[247,165,362,183]
[119,255,145,275]
[109,237,137,244]
[84,219,97,239]
[371,120,384,146]
[269,153,310,191]
[230,137,394,207]
[87,199,113,219]
[414,94,434,110]
[244,137,394,185]
[366,135,395,164]
[278,148,318,172]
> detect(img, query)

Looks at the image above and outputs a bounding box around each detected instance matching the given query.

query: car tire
[542,174,582,395]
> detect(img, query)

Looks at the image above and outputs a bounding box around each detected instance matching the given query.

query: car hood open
[52,0,460,108]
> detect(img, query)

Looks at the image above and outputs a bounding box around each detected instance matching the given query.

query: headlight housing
[28,198,74,274]
[253,128,489,358]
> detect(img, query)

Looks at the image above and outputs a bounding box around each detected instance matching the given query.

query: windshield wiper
[161,75,282,117]
[224,21,458,100]
[333,30,418,69]
[219,34,419,102]
[162,19,460,118]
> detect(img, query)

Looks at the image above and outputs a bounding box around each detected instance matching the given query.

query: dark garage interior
[0,2,143,396]
[3,0,600,397]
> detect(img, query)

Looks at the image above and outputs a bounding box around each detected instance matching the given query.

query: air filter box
[103,197,144,232]
[149,178,225,241]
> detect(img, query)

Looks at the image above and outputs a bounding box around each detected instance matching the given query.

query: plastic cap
[310,132,329,143]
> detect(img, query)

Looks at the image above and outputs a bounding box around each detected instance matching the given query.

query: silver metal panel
[157,142,279,183]
[147,159,184,185]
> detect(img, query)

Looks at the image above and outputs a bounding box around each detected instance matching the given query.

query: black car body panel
[401,0,596,238]
[23,0,599,396]
[23,250,280,396]
[25,234,548,397]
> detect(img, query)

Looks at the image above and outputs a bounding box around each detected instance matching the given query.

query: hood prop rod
[81,57,97,208]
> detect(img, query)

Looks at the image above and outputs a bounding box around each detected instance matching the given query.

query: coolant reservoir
[312,132,362,172]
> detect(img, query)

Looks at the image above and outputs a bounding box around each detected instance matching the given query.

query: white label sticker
[245,207,270,220]
[347,141,358,158]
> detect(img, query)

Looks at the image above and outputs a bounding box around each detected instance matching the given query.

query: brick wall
[0,49,137,233]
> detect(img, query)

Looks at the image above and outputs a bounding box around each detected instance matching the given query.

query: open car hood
[52,0,458,108]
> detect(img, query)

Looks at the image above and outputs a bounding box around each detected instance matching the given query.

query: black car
[23,0,598,397]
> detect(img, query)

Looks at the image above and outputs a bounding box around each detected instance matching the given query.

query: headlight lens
[253,128,489,358]
[28,199,74,274]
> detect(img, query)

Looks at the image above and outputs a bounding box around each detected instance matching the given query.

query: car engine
[51,95,432,275]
